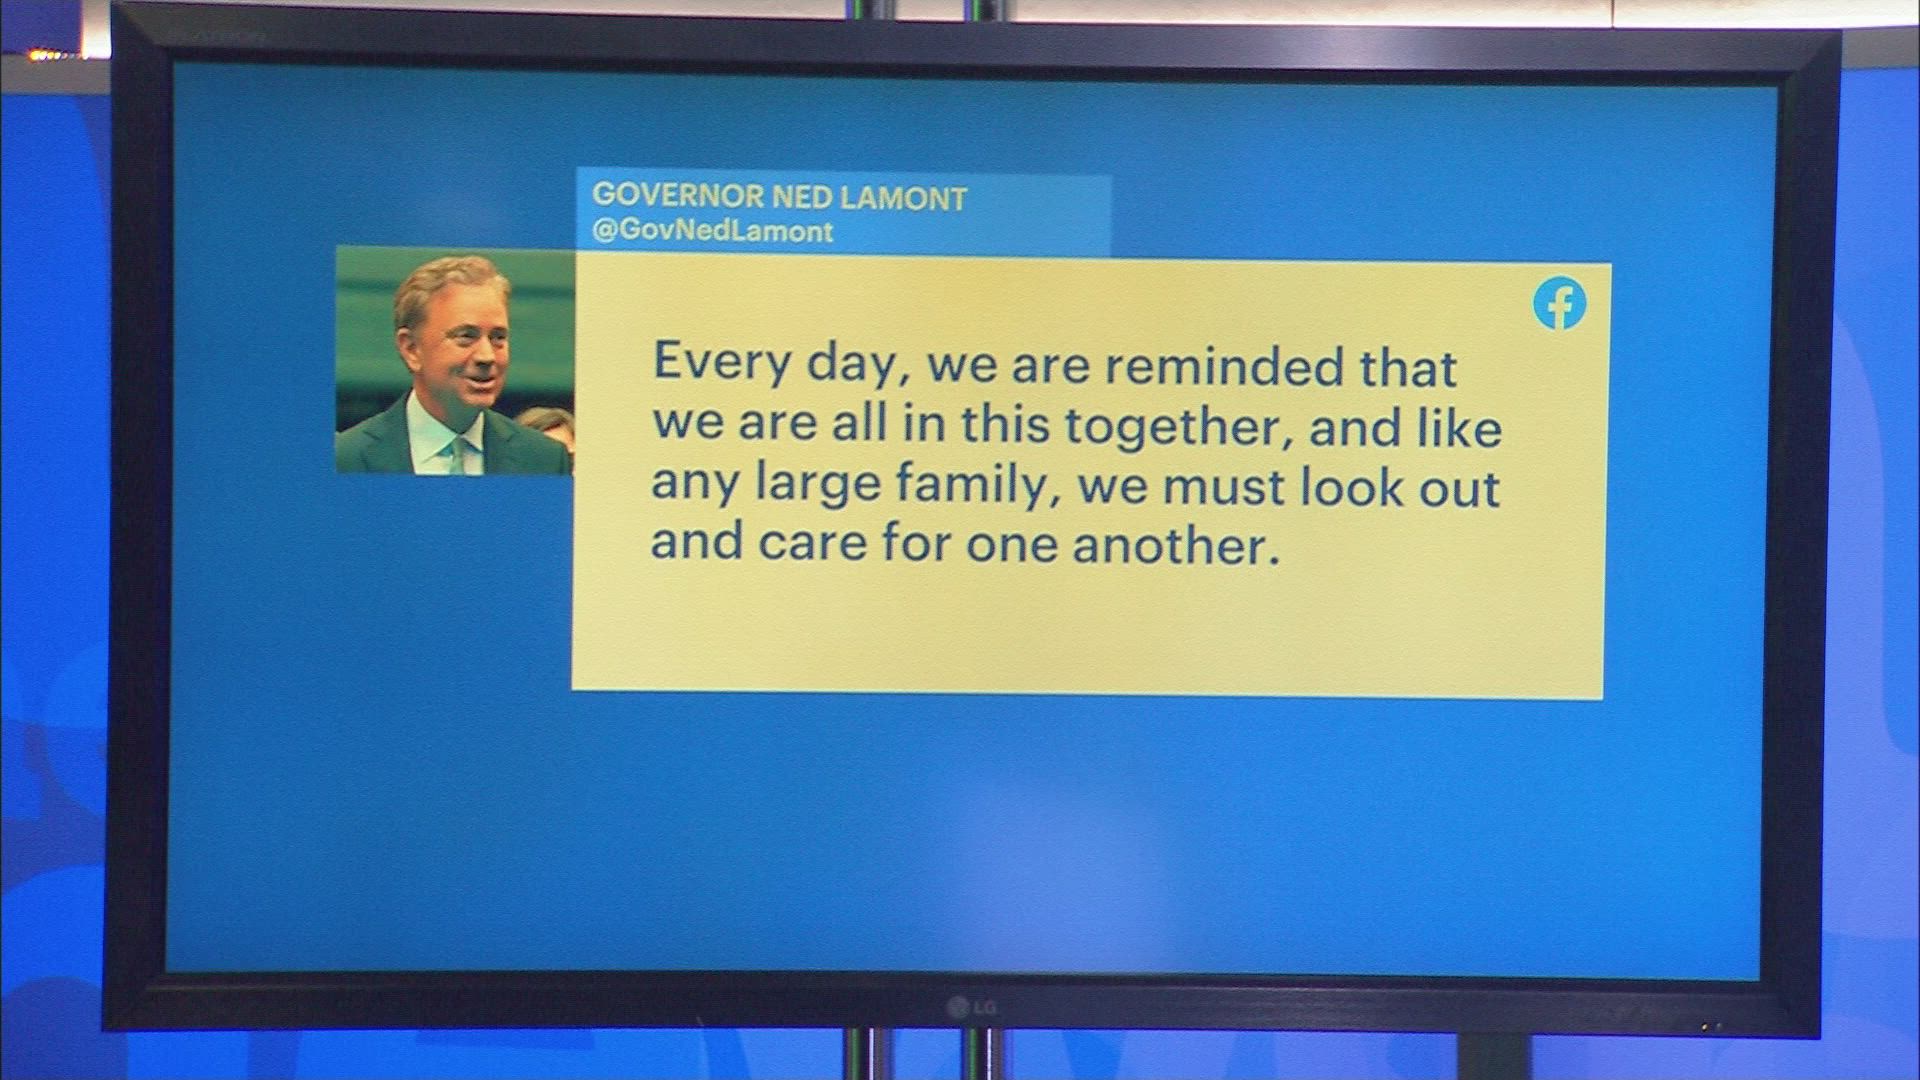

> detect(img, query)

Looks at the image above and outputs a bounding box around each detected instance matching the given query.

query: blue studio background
[4,50,1916,1080]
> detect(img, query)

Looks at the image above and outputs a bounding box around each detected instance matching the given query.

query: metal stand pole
[1457,1033,1532,1080]
[961,1027,1009,1080]
[843,1027,895,1080]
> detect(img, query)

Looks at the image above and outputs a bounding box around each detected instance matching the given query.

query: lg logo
[945,995,998,1021]
[1533,275,1588,331]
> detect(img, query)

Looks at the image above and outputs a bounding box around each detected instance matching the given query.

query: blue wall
[2,67,1913,1079]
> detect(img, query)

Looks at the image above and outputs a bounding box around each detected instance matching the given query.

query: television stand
[842,1027,1007,1080]
[1459,1033,1534,1080]
[844,1028,1529,1080]
[843,1027,893,1079]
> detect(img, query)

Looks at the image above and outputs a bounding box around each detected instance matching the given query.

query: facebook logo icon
[1533,275,1587,330]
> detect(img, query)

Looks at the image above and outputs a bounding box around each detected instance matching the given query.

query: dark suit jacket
[334,396,571,474]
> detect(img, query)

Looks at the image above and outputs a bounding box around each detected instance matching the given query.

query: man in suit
[335,255,570,474]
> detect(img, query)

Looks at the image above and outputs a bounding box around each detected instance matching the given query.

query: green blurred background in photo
[335,246,575,431]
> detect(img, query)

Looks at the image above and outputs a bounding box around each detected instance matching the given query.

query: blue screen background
[163,66,1774,980]
[3,62,1914,1080]
[157,67,1774,976]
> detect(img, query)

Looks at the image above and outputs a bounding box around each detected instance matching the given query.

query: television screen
[107,3,1835,1038]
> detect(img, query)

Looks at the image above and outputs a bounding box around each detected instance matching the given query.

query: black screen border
[106,1,1836,1037]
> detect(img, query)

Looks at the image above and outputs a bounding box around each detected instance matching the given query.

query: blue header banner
[576,168,1111,256]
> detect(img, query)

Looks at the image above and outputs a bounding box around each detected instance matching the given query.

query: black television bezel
[105,1,1836,1038]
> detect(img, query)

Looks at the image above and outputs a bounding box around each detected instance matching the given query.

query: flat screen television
[105,1,1836,1043]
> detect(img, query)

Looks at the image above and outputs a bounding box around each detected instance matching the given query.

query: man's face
[398,281,510,429]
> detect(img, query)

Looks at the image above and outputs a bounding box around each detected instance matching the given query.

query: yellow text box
[574,253,1609,698]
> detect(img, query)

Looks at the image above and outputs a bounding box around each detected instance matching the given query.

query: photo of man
[335,252,572,474]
